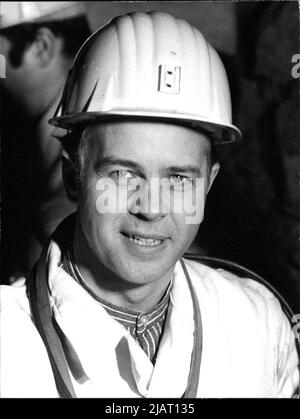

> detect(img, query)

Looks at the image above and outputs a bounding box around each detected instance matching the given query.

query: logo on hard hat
[158,65,181,94]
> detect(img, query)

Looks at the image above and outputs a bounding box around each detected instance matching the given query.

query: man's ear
[31,27,57,68]
[61,151,80,202]
[207,162,220,194]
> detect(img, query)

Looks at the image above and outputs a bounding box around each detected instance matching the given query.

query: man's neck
[72,223,174,312]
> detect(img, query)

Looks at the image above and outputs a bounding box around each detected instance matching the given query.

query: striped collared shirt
[62,247,171,364]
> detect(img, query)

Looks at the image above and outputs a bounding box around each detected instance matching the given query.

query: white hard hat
[50,12,241,144]
[0,2,86,30]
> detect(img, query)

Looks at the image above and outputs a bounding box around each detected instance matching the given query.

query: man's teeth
[129,235,162,246]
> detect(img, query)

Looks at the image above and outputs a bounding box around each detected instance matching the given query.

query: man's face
[76,120,218,286]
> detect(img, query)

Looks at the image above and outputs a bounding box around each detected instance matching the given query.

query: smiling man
[0,12,299,398]
[71,121,216,311]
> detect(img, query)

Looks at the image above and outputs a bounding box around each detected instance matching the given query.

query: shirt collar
[62,245,172,324]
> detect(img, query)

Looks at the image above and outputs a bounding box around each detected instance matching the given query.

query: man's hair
[210,144,219,168]
[0,15,91,67]
[58,126,88,185]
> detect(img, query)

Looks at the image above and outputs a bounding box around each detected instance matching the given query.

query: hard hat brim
[0,2,86,30]
[49,111,241,145]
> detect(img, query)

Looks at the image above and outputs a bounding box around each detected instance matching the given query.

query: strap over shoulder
[27,248,76,398]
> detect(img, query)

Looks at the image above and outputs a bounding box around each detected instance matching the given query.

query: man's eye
[110,169,134,180]
[169,175,190,184]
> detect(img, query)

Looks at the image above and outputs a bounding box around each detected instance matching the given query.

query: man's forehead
[82,120,211,171]
[83,120,212,149]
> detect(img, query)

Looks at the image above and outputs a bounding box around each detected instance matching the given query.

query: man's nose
[128,180,168,222]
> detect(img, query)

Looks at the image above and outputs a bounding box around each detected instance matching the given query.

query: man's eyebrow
[165,166,202,177]
[95,158,202,177]
[94,157,145,175]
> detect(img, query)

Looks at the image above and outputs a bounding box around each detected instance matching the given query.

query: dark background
[197,1,299,312]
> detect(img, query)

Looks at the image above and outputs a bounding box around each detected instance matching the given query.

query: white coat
[0,239,299,398]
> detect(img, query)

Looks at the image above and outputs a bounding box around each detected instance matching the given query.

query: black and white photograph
[0,1,299,400]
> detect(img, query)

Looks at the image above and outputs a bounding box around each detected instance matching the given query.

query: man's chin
[111,255,176,287]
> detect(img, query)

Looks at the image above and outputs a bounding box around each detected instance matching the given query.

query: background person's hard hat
[50,11,241,144]
[0,2,86,30]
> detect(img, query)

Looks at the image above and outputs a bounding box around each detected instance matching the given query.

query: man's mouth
[128,234,162,247]
[121,231,167,248]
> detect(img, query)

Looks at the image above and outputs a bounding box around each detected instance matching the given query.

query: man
[0,2,91,280]
[0,11,299,398]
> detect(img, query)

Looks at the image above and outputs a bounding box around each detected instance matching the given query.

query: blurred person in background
[0,2,91,281]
